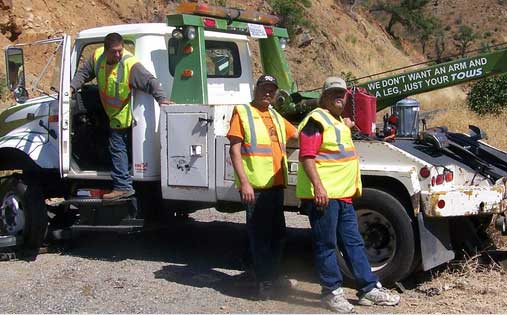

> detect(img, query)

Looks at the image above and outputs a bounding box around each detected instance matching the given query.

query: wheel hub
[1,192,25,235]
[357,209,396,271]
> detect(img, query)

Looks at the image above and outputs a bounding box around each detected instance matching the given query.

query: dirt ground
[1,210,507,313]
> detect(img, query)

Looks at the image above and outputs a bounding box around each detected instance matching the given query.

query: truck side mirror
[5,47,26,92]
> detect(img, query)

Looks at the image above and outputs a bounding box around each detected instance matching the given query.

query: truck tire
[0,176,48,253]
[336,188,415,285]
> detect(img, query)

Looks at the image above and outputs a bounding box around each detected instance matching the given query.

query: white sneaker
[358,287,400,306]
[321,288,354,313]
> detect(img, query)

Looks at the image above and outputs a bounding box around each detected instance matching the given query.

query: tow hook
[495,214,507,235]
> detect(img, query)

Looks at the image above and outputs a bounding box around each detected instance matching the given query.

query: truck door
[58,35,72,177]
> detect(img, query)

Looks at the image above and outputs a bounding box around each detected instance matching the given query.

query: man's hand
[313,182,328,209]
[159,100,175,106]
[239,181,255,205]
[343,117,355,129]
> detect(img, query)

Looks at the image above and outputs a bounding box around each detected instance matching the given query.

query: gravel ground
[1,209,507,313]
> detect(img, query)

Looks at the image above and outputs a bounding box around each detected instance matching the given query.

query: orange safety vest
[233,104,288,189]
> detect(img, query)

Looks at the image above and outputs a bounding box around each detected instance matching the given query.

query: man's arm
[129,63,171,105]
[299,119,328,208]
[301,157,328,208]
[70,57,96,92]
[229,136,255,204]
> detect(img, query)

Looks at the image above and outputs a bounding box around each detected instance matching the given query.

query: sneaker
[358,287,400,306]
[321,288,354,313]
[258,281,274,300]
[103,189,135,200]
[274,277,298,290]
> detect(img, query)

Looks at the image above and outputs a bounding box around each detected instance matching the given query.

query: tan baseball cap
[322,76,347,93]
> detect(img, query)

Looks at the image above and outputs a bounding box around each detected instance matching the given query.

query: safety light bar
[177,2,280,25]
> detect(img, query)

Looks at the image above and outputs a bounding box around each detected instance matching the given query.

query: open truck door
[58,35,72,178]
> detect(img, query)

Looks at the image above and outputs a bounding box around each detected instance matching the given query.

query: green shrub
[268,0,312,38]
[468,74,507,115]
[0,74,6,99]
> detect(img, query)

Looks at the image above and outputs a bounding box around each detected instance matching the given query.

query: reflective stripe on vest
[93,47,138,129]
[234,104,288,189]
[296,108,362,199]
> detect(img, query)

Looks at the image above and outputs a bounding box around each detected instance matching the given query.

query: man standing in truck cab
[70,33,171,200]
[297,77,400,313]
[227,74,298,300]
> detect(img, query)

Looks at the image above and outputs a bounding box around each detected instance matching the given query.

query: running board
[0,235,19,248]
[52,196,137,207]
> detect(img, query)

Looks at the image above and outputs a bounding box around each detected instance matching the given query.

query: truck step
[53,196,137,207]
[0,235,19,248]
[70,225,143,233]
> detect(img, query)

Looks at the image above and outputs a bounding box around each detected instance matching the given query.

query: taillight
[420,166,430,178]
[437,199,446,209]
[435,174,444,185]
[431,177,436,186]
[444,170,453,182]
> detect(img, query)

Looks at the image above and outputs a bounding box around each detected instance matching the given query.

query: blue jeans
[109,128,133,191]
[244,188,286,283]
[306,199,378,295]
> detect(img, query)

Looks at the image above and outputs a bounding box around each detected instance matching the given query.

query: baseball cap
[322,76,347,93]
[256,74,278,88]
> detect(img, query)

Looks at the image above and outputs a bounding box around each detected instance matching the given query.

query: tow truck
[1,3,506,284]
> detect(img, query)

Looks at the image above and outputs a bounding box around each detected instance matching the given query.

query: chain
[351,86,357,123]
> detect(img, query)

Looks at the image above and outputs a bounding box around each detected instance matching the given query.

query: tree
[370,0,432,39]
[434,30,447,63]
[453,25,477,57]
[415,14,441,54]
[468,74,507,115]
[268,0,312,38]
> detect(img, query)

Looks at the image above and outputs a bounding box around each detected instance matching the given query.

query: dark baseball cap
[256,74,278,88]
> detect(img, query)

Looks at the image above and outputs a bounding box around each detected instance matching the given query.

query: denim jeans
[109,128,133,191]
[244,188,286,283]
[306,199,378,295]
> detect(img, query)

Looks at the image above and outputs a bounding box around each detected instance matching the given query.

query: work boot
[321,288,354,313]
[273,277,298,290]
[258,281,274,300]
[358,286,400,306]
[103,189,135,200]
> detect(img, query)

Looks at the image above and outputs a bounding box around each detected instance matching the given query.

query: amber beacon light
[176,2,280,25]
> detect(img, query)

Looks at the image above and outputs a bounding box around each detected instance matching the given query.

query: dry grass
[409,254,507,313]
[426,100,507,151]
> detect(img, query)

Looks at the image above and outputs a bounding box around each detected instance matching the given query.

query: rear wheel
[0,176,48,253]
[337,188,416,285]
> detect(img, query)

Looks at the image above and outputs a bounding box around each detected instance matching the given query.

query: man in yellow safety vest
[227,74,298,300]
[71,33,171,200]
[297,76,400,313]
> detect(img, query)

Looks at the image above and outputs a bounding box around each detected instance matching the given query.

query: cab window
[168,40,241,78]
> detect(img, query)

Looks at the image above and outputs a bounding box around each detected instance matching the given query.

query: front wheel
[337,188,416,285]
[0,176,48,253]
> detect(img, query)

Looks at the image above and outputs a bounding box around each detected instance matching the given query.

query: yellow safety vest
[296,108,362,199]
[234,104,288,189]
[93,47,138,129]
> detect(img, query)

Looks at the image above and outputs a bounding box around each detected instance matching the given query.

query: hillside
[1,0,506,148]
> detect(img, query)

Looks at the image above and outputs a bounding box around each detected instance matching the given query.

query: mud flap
[418,212,455,271]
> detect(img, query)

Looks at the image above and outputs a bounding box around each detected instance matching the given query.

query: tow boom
[356,48,507,111]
